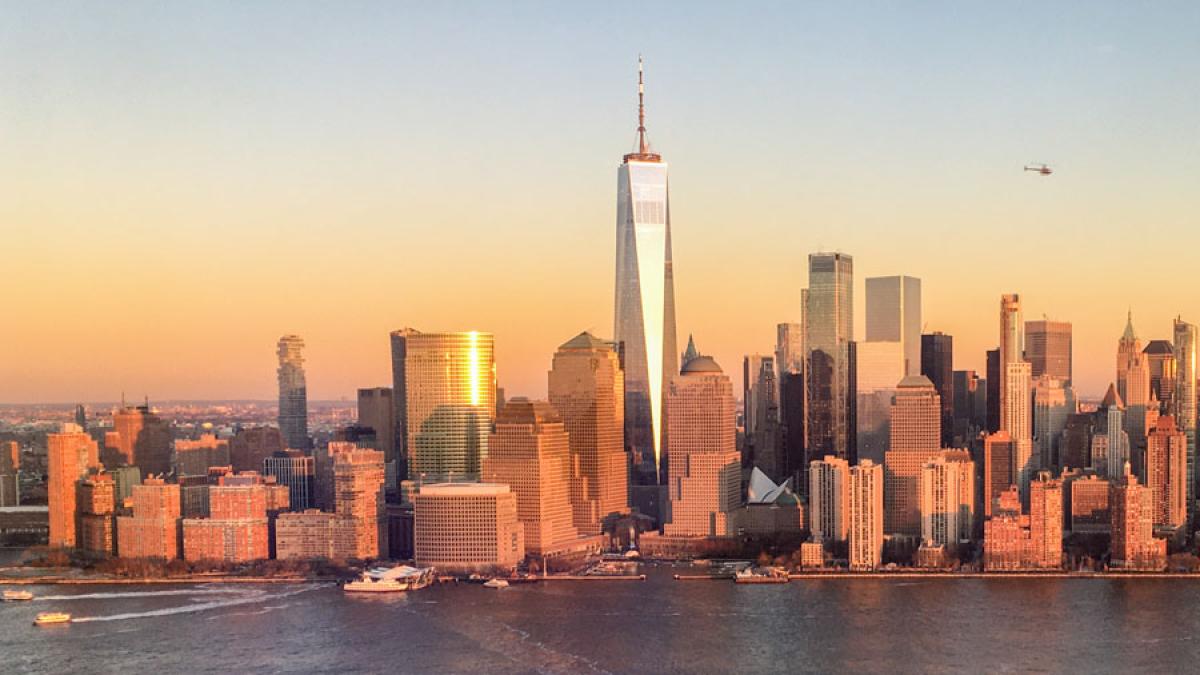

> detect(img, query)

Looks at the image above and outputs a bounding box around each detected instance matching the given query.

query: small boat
[343,565,435,593]
[482,578,509,589]
[34,612,71,626]
[3,590,34,601]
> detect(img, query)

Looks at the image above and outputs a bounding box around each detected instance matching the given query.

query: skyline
[4,4,1200,403]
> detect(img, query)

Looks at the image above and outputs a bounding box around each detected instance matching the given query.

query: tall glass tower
[1172,318,1197,523]
[614,57,678,491]
[277,335,309,451]
[805,252,855,463]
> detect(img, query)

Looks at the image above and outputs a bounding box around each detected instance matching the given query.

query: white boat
[34,612,71,626]
[3,590,34,601]
[483,578,509,589]
[343,565,435,593]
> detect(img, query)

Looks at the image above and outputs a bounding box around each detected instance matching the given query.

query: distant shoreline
[3,570,1199,585]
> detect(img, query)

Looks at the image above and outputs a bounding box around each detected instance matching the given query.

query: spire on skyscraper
[1122,309,1137,342]
[625,55,661,163]
[682,334,699,367]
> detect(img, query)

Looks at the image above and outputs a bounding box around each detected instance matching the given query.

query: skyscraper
[664,356,741,537]
[1025,319,1073,384]
[277,335,309,451]
[613,57,678,491]
[805,252,854,463]
[1110,468,1167,570]
[985,348,1001,433]
[357,387,395,466]
[1171,318,1197,521]
[743,354,780,478]
[482,399,579,556]
[1146,415,1187,530]
[983,431,1014,517]
[1145,340,1177,408]
[548,333,629,534]
[884,375,943,536]
[775,323,804,377]
[1116,313,1150,408]
[1028,471,1064,569]
[865,275,921,376]
[390,329,497,480]
[849,459,883,571]
[1032,376,1073,472]
[263,450,315,511]
[920,332,954,447]
[48,425,100,547]
[108,403,172,475]
[999,295,1033,499]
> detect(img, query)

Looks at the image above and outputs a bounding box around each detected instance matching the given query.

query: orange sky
[3,4,1198,404]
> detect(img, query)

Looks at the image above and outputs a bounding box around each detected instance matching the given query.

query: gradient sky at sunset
[3,3,1199,404]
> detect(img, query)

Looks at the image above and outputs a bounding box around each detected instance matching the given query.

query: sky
[2,2,1199,404]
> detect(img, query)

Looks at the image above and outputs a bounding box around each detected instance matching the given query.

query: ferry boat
[34,612,71,626]
[343,565,435,593]
[3,590,34,601]
[734,567,790,584]
[482,578,509,589]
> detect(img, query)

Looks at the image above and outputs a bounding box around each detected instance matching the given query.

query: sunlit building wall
[390,329,496,480]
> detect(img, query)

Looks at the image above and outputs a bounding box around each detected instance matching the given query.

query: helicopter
[1023,163,1052,176]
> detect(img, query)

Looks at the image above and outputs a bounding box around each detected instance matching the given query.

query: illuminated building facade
[391,329,496,480]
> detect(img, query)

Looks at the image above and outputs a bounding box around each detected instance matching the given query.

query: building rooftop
[559,331,613,351]
[1144,339,1174,356]
[897,374,935,389]
[681,355,722,374]
[418,482,511,496]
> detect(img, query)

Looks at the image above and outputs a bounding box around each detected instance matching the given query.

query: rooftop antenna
[637,55,647,155]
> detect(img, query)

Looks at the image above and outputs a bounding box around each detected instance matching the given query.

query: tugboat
[34,612,71,626]
[343,565,435,593]
[3,590,34,601]
[482,578,510,589]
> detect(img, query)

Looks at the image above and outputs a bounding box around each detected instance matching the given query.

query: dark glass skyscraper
[276,335,308,451]
[986,348,1001,434]
[921,332,954,447]
[804,252,854,464]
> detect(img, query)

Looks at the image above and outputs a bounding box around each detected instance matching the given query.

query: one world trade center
[613,57,678,523]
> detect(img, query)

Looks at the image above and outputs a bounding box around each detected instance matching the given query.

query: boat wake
[70,585,325,623]
[37,588,252,601]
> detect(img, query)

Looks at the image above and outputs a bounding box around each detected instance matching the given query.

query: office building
[983,432,1014,517]
[390,329,497,480]
[1145,340,1176,407]
[548,332,629,535]
[413,482,525,573]
[884,375,943,536]
[1032,377,1073,472]
[613,58,678,497]
[357,387,395,465]
[849,459,883,571]
[482,399,579,556]
[805,252,855,463]
[263,450,315,511]
[107,403,172,475]
[665,356,741,537]
[865,275,921,376]
[920,332,954,447]
[1116,313,1151,408]
[743,354,781,479]
[183,477,272,563]
[1025,319,1072,384]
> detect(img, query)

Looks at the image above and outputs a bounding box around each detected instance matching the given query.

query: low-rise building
[413,483,524,573]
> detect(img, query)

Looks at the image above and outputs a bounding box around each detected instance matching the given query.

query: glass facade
[390,329,497,480]
[805,253,854,462]
[614,159,677,483]
[865,275,921,376]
